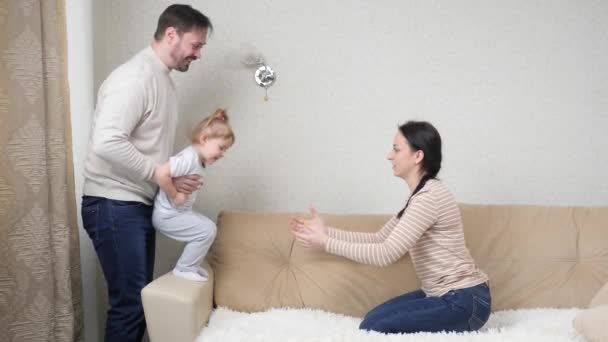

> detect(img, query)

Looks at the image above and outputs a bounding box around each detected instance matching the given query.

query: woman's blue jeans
[81,196,156,342]
[360,282,491,334]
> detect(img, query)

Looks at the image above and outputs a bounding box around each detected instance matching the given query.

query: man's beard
[171,50,194,72]
[176,62,190,72]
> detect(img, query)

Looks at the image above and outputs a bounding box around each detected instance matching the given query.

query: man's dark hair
[154,4,213,41]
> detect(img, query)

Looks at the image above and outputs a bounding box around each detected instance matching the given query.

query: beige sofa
[142,204,608,342]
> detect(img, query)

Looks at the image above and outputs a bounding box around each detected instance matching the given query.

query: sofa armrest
[142,263,214,342]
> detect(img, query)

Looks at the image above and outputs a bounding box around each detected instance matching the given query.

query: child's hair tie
[216,110,226,121]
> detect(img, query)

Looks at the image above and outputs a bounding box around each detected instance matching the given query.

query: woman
[290,121,491,334]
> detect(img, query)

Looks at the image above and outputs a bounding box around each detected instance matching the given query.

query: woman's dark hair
[154,4,213,41]
[396,121,442,218]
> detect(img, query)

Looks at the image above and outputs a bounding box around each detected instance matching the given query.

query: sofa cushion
[210,211,417,317]
[572,282,608,341]
[590,282,608,307]
[573,305,608,342]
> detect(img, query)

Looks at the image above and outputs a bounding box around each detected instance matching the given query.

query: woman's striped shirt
[325,179,488,297]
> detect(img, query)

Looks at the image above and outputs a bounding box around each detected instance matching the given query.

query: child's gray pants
[152,209,217,276]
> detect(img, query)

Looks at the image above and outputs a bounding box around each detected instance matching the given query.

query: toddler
[152,109,235,281]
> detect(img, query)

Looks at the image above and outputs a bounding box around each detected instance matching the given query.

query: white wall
[97,0,608,214]
[71,0,608,340]
[65,0,98,341]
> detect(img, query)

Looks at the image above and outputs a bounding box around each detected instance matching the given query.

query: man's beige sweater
[83,47,178,205]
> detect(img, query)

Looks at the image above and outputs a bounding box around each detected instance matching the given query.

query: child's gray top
[154,145,204,213]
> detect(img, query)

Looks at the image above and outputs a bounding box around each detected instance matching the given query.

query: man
[81,5,211,341]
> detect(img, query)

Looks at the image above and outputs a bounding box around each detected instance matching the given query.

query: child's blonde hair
[191,109,235,145]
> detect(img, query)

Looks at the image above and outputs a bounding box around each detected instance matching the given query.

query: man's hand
[172,174,202,195]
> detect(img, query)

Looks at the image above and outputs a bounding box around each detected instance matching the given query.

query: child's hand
[173,193,188,206]
[153,165,164,185]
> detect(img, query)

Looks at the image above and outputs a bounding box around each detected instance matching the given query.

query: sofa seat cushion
[197,307,583,341]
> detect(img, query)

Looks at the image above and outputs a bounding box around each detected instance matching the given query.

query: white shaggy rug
[196,307,585,342]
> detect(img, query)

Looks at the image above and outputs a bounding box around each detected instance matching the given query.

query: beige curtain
[0,0,83,341]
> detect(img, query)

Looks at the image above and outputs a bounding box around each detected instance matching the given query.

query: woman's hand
[172,174,202,195]
[289,207,328,249]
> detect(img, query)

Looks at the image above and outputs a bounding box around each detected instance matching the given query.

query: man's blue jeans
[81,196,156,342]
[360,282,491,334]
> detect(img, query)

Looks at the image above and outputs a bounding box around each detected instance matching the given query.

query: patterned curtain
[0,0,83,341]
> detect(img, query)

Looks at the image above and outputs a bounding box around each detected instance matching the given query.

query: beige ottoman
[142,262,214,342]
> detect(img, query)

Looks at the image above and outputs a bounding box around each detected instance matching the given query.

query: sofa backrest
[210,212,416,317]
[210,205,608,316]
[460,204,608,310]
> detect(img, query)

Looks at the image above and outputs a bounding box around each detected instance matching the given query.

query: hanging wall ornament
[241,50,277,101]
[254,64,276,101]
